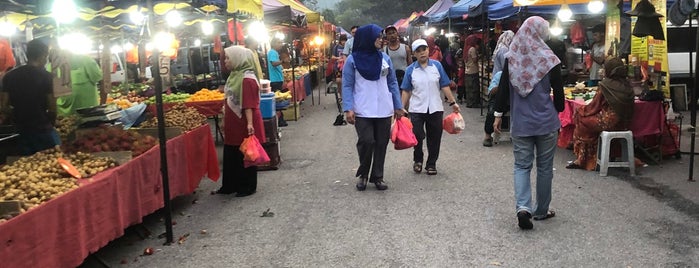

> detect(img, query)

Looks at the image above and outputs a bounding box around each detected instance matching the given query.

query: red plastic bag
[391,116,418,150]
[239,135,271,167]
[443,112,465,134]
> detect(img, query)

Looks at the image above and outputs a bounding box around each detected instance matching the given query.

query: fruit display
[107,98,136,109]
[139,103,207,131]
[64,126,158,157]
[186,88,224,102]
[0,147,118,216]
[144,93,191,104]
[274,90,293,101]
[56,115,80,140]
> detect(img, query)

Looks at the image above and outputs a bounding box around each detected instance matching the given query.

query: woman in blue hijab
[342,24,404,191]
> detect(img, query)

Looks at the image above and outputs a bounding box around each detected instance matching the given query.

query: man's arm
[405,45,413,65]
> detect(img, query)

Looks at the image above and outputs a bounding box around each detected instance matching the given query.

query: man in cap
[383,25,412,87]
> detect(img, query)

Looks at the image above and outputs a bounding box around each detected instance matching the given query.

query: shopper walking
[0,39,60,155]
[216,46,266,197]
[493,16,564,230]
[342,24,404,191]
[483,30,514,147]
[463,34,482,108]
[267,38,288,127]
[400,39,459,175]
[383,25,412,87]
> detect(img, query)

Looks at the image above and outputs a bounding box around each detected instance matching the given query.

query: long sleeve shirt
[341,53,402,118]
[495,61,564,137]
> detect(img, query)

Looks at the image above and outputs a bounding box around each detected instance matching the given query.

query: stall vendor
[0,39,60,155]
[57,54,103,115]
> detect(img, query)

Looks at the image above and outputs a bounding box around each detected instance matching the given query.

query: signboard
[606,0,622,58]
[630,0,669,95]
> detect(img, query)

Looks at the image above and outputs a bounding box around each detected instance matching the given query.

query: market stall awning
[488,0,595,20]
[513,0,591,6]
[226,0,264,18]
[428,0,482,23]
[276,0,321,23]
[414,0,455,24]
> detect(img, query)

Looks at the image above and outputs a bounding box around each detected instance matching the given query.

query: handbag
[391,116,418,150]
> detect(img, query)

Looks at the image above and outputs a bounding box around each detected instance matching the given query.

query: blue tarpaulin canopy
[428,0,483,23]
[414,0,455,24]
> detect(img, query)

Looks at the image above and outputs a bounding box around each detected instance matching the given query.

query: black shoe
[517,211,533,230]
[374,180,388,191]
[333,115,345,126]
[278,120,288,127]
[356,177,368,191]
[214,188,235,195]
[235,191,256,197]
[483,138,493,147]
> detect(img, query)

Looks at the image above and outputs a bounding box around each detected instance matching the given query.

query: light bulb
[588,0,605,14]
[550,27,563,36]
[0,21,16,37]
[194,39,202,46]
[130,11,145,25]
[52,0,78,24]
[166,11,182,27]
[201,21,214,35]
[558,5,573,21]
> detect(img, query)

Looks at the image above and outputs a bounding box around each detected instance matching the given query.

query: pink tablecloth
[558,99,665,148]
[284,76,306,102]
[0,124,220,268]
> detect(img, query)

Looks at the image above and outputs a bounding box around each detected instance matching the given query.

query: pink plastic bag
[240,135,271,167]
[443,112,465,134]
[391,116,418,150]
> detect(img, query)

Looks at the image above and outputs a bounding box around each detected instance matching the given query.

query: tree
[321,9,337,25]
[298,0,318,10]
[333,0,434,30]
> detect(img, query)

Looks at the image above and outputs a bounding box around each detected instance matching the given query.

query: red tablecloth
[146,100,223,117]
[284,75,306,102]
[0,124,220,268]
[558,99,665,148]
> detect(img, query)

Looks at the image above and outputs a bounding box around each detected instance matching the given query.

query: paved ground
[79,86,699,267]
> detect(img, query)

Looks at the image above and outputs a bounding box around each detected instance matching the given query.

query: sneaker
[517,211,533,230]
[374,180,388,190]
[483,138,493,147]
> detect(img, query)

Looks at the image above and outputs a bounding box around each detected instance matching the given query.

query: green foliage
[333,0,436,29]
[298,0,318,10]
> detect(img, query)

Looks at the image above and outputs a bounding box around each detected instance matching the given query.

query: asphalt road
[80,87,699,267]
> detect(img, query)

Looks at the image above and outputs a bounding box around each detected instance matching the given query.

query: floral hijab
[224,46,258,117]
[492,30,514,59]
[505,16,561,97]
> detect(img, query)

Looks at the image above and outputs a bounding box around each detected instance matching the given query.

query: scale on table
[76,104,122,128]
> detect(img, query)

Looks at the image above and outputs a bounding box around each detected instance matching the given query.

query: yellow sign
[513,0,590,6]
[630,0,669,95]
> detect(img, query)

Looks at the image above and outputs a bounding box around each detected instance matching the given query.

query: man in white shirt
[342,26,359,58]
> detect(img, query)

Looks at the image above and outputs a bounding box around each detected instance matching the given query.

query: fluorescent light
[249,21,269,42]
[59,32,92,54]
[194,39,202,46]
[130,11,145,25]
[165,11,182,27]
[201,21,214,35]
[0,21,16,37]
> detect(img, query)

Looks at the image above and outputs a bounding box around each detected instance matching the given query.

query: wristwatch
[448,101,456,107]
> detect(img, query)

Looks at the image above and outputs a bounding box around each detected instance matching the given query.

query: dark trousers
[270,81,283,91]
[464,74,480,107]
[484,94,496,135]
[354,117,392,182]
[221,145,257,194]
[456,86,466,102]
[410,111,444,169]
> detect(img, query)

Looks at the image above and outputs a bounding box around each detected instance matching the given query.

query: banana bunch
[274,91,293,100]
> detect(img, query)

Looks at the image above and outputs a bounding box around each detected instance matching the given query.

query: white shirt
[401,59,451,114]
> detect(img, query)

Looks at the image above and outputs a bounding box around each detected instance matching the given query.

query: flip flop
[533,210,556,221]
[413,162,422,173]
[426,167,437,175]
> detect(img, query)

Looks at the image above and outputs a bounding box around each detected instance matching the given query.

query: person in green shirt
[57,54,103,115]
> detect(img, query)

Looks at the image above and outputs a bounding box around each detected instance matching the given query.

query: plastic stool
[596,131,635,177]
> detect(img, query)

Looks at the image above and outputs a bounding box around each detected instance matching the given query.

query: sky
[316,0,340,10]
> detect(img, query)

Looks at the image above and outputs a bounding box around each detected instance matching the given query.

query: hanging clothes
[570,21,586,46]
[0,39,16,72]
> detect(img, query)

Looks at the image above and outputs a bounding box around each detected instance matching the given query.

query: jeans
[410,111,444,169]
[18,128,61,156]
[483,94,496,135]
[511,131,558,217]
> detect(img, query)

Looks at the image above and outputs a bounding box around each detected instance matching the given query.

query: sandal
[533,210,556,221]
[413,162,422,173]
[565,161,583,169]
[426,167,437,175]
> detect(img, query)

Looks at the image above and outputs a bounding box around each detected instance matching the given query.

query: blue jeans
[511,131,558,217]
[18,128,61,156]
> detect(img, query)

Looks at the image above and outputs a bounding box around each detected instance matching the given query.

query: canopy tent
[263,0,306,26]
[395,11,424,33]
[413,0,455,24]
[276,0,321,23]
[488,0,676,21]
[428,0,482,23]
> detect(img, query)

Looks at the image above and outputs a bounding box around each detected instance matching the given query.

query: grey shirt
[385,43,408,71]
[343,38,354,56]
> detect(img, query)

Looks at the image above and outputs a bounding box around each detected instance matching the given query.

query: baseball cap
[385,25,397,32]
[411,39,428,51]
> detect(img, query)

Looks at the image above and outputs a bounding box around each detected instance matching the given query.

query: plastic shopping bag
[443,112,465,134]
[240,135,270,167]
[391,116,418,150]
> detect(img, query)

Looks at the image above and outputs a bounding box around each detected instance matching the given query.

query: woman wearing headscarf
[483,30,514,147]
[426,36,442,62]
[463,34,482,108]
[493,16,565,230]
[566,57,634,170]
[216,46,266,197]
[342,24,404,191]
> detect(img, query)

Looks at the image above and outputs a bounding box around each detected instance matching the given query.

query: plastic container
[260,92,275,119]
